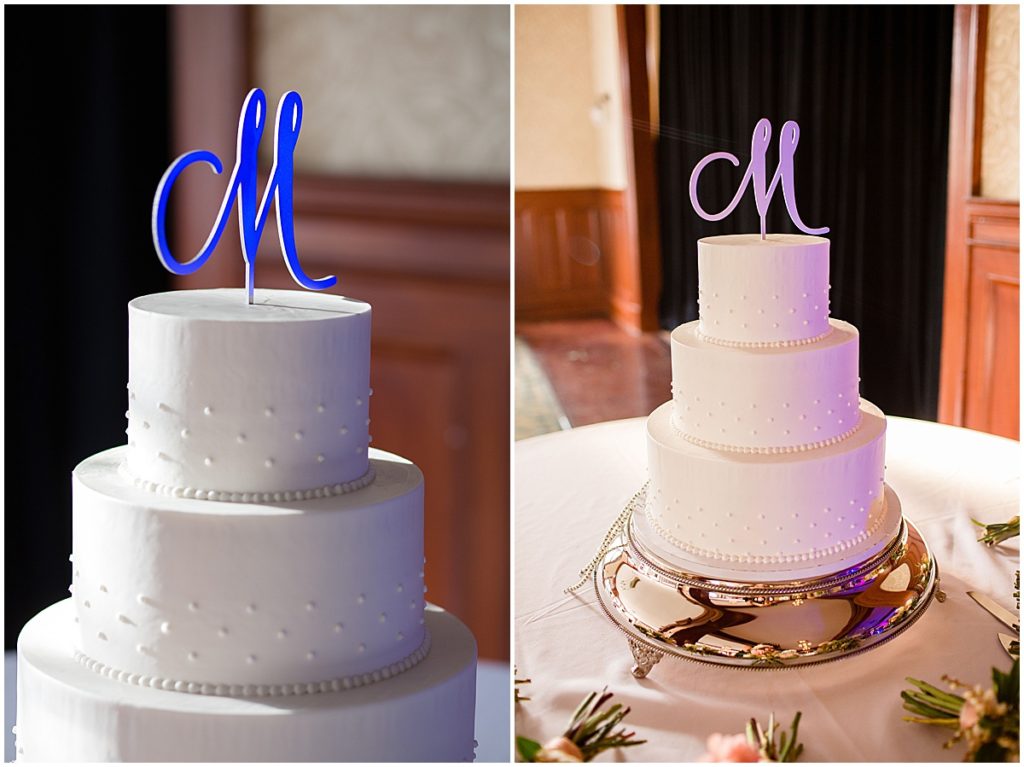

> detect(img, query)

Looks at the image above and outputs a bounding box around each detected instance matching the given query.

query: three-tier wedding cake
[635,233,902,580]
[15,288,478,761]
[594,120,935,675]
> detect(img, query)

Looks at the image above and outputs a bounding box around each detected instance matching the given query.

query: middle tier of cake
[672,318,861,452]
[643,399,901,578]
[70,446,427,695]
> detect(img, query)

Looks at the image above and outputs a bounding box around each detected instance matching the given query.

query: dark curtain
[658,5,952,420]
[5,6,170,649]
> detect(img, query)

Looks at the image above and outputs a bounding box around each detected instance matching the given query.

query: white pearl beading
[643,497,887,566]
[72,628,431,697]
[696,326,834,349]
[118,463,376,503]
[671,413,863,454]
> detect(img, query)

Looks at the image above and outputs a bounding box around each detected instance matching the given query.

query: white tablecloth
[515,417,1019,762]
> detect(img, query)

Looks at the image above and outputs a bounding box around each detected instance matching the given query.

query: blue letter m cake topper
[151,88,336,304]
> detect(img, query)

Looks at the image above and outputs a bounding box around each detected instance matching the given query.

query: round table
[515,416,1019,762]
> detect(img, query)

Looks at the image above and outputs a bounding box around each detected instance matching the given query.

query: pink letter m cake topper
[688,118,829,240]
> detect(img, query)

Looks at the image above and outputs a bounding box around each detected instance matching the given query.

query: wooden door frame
[938,4,986,425]
[938,5,1020,426]
[615,4,662,333]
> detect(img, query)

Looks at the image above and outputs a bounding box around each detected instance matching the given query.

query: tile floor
[515,319,672,439]
[514,338,570,440]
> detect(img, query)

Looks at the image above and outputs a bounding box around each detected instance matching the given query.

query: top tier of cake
[125,289,372,497]
[697,234,830,346]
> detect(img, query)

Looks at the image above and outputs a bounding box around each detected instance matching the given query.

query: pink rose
[699,733,761,762]
[959,700,979,731]
[749,644,775,658]
[536,736,584,762]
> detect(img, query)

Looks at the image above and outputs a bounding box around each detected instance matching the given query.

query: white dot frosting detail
[119,462,376,504]
[71,446,426,696]
[643,492,889,567]
[125,289,372,496]
[673,416,862,454]
[644,399,893,571]
[697,234,831,345]
[696,326,833,349]
[671,319,861,451]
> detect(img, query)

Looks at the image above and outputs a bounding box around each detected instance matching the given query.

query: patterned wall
[252,5,509,182]
[980,3,1019,200]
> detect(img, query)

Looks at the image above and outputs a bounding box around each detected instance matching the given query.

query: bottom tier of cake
[634,483,904,583]
[644,399,897,578]
[16,600,477,762]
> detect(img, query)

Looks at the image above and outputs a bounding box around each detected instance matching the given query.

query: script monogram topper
[151,89,336,304]
[688,118,828,239]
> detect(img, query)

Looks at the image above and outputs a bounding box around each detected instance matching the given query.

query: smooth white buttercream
[642,485,891,565]
[632,484,904,583]
[71,628,431,697]
[17,600,477,762]
[73,446,426,689]
[126,289,372,495]
[697,234,831,344]
[643,400,895,568]
[671,319,861,450]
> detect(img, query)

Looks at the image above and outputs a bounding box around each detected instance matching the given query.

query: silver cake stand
[591,485,942,676]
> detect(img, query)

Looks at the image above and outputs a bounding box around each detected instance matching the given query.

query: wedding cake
[635,234,902,581]
[15,288,478,761]
[591,120,935,675]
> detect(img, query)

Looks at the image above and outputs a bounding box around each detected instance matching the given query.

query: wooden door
[938,6,1020,439]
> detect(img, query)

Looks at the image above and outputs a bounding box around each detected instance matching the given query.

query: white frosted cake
[636,234,902,581]
[15,288,477,762]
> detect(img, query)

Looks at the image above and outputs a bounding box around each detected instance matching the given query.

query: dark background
[658,5,953,422]
[5,6,171,649]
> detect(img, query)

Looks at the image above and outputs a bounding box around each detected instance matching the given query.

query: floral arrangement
[516,688,645,762]
[973,516,1020,547]
[699,712,804,763]
[902,659,1019,762]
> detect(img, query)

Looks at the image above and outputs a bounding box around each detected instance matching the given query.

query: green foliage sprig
[903,659,1019,762]
[517,688,645,762]
[973,516,1020,547]
[747,712,804,762]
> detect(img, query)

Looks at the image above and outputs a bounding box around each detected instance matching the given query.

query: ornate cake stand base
[593,499,940,674]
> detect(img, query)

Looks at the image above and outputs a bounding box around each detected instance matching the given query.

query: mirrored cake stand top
[590,484,941,675]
